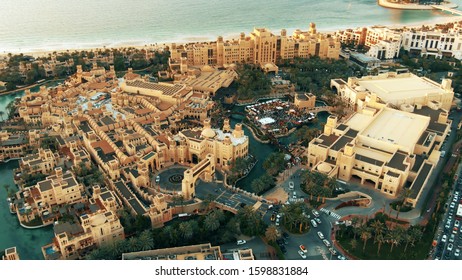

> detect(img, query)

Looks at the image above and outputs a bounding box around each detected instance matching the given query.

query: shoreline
[2,14,462,58]
[378,0,458,10]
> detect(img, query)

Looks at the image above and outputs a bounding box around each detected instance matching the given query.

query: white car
[441,234,447,243]
[155,175,160,183]
[298,250,307,259]
[323,239,331,247]
[455,220,460,228]
[449,234,455,243]
[455,248,460,257]
[310,219,318,228]
[236,240,246,245]
[275,218,280,226]
[450,202,456,209]
[447,243,454,251]
[312,210,320,217]
[289,181,294,190]
[317,231,325,239]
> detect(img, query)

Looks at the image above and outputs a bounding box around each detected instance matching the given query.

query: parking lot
[434,170,462,260]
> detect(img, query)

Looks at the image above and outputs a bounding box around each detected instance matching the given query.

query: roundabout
[154,165,188,194]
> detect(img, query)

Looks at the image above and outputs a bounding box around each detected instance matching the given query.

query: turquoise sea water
[1,0,462,53]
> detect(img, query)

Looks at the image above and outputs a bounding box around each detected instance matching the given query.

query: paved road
[432,161,462,260]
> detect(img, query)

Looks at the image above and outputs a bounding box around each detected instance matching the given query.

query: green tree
[138,230,154,251]
[265,225,279,242]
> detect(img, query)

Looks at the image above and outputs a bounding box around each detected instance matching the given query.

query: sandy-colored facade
[2,247,20,260]
[330,72,454,112]
[170,23,340,69]
[307,102,450,206]
[122,243,254,260]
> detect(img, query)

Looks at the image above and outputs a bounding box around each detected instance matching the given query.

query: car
[455,220,460,228]
[298,250,307,259]
[282,232,289,239]
[323,239,331,247]
[155,175,160,183]
[312,209,320,217]
[275,218,280,226]
[329,248,337,255]
[236,240,246,245]
[448,243,454,251]
[315,217,322,224]
[455,248,460,257]
[283,238,289,245]
[299,244,308,253]
[317,231,325,239]
[450,202,456,209]
[310,219,318,228]
[445,223,451,229]
[293,191,297,199]
[289,181,294,190]
[335,221,346,226]
[453,228,458,234]
[271,214,276,221]
[442,235,448,243]
[449,234,455,243]
[337,255,346,260]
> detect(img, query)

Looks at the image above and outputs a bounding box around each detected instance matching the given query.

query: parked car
[317,231,325,239]
[310,219,318,228]
[442,235,448,243]
[299,244,308,253]
[315,217,322,224]
[329,248,337,255]
[448,243,454,251]
[236,240,246,245]
[312,209,320,217]
[449,234,455,243]
[298,250,307,259]
[323,239,331,247]
[289,181,294,190]
[455,248,460,257]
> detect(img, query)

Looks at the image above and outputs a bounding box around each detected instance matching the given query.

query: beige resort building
[308,73,453,206]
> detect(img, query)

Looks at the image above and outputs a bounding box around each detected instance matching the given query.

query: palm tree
[403,231,413,252]
[376,233,386,256]
[111,239,128,257]
[138,230,154,251]
[178,222,193,241]
[360,226,372,252]
[127,237,140,252]
[349,239,357,250]
[204,213,220,232]
[351,217,360,239]
[265,225,279,242]
[387,227,403,253]
[370,220,384,243]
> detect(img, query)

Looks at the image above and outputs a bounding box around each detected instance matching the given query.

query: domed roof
[317,162,333,174]
[201,65,215,72]
[201,128,216,138]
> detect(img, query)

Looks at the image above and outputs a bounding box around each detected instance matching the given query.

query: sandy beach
[2,14,462,59]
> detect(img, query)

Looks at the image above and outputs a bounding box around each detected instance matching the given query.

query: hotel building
[169,23,340,69]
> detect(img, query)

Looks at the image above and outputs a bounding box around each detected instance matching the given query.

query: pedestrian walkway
[320,207,342,220]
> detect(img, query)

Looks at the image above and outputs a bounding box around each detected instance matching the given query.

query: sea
[1,0,462,54]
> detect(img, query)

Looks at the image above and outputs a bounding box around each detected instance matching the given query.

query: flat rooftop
[357,75,446,104]
[360,108,430,152]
